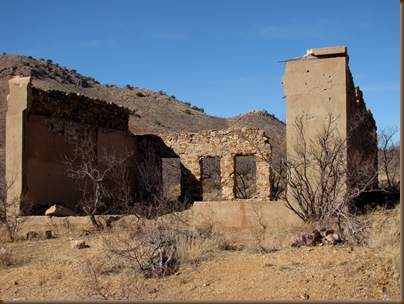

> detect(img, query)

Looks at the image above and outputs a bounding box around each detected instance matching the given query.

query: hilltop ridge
[0,54,285,150]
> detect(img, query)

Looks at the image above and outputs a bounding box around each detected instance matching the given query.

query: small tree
[64,145,135,230]
[270,144,287,201]
[378,126,400,193]
[135,149,176,218]
[284,113,378,235]
[0,166,31,242]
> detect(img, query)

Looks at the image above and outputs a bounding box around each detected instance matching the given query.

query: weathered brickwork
[160,128,272,200]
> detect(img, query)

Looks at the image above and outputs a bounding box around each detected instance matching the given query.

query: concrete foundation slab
[191,200,301,232]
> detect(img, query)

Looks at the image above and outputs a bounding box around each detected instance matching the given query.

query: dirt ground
[0,207,401,301]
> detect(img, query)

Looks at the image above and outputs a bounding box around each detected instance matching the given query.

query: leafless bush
[378,126,400,195]
[0,246,13,267]
[241,134,286,200]
[235,155,256,199]
[284,113,378,241]
[64,145,135,230]
[135,148,191,218]
[103,217,225,278]
[0,166,32,242]
[81,258,148,300]
[201,157,222,200]
[270,143,287,200]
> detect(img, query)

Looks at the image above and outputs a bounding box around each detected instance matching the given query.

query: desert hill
[0,54,285,151]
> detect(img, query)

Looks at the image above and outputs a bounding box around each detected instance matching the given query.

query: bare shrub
[135,147,194,218]
[284,113,378,242]
[102,219,179,278]
[377,126,400,206]
[174,226,226,264]
[135,148,171,218]
[0,246,13,268]
[64,145,135,230]
[103,214,226,279]
[81,258,148,300]
[247,202,268,250]
[0,166,32,242]
[241,133,286,200]
[201,157,222,200]
[235,155,256,199]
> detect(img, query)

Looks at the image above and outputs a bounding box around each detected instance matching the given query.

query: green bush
[191,106,205,113]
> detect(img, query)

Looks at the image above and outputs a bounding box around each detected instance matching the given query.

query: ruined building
[6,76,137,214]
[4,46,377,220]
[282,47,378,208]
[4,77,273,215]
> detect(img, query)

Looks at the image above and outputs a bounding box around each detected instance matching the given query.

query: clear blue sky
[1,0,400,142]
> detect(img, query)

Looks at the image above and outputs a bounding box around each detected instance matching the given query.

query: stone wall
[160,127,272,200]
[30,87,129,130]
[346,71,378,190]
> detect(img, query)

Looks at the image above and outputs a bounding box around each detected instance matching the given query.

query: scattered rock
[291,228,342,247]
[26,230,53,240]
[301,292,310,300]
[71,240,89,249]
[147,287,158,294]
[45,204,77,217]
[346,246,354,253]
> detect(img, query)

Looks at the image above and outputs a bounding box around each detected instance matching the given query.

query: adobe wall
[160,128,272,200]
[283,47,349,146]
[6,77,136,214]
[6,77,32,215]
[282,47,377,204]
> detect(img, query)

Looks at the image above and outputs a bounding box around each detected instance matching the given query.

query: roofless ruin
[4,46,377,229]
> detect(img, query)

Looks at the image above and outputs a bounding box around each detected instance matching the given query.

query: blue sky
[1,0,400,141]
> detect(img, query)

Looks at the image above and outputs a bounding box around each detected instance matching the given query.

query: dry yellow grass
[0,205,401,300]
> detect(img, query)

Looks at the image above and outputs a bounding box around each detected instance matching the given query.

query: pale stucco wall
[6,77,137,214]
[6,76,32,214]
[282,46,377,207]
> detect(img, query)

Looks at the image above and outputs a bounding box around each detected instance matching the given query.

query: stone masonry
[160,127,272,200]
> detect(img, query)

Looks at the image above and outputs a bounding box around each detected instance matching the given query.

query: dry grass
[367,204,400,273]
[0,205,400,300]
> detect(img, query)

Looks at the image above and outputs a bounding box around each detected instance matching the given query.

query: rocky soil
[0,207,400,301]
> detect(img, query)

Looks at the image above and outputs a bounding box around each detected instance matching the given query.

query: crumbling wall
[135,134,200,209]
[160,127,272,200]
[346,71,378,190]
[6,77,136,214]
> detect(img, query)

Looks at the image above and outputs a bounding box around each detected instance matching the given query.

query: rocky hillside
[0,54,285,151]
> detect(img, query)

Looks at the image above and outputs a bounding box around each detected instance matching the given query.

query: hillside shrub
[191,106,205,113]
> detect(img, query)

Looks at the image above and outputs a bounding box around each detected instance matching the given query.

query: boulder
[45,204,77,217]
